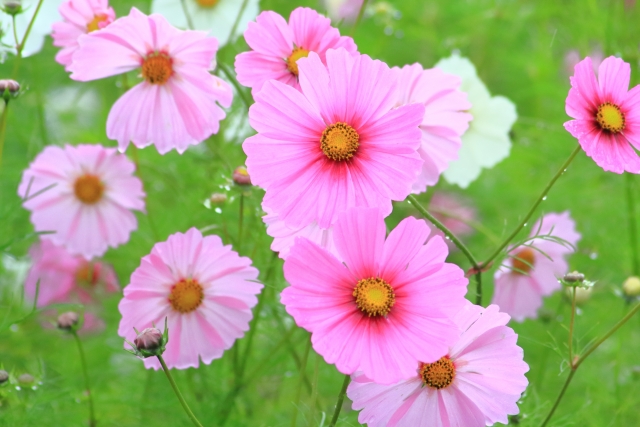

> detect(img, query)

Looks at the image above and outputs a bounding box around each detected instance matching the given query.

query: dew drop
[590,252,598,260]
[542,196,547,201]
[214,207,222,214]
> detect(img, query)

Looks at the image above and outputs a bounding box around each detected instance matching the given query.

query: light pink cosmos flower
[492,212,581,322]
[51,0,116,70]
[69,7,233,155]
[565,56,640,173]
[118,228,263,370]
[281,207,468,384]
[18,144,145,260]
[323,0,364,23]
[244,48,424,229]
[425,192,476,252]
[347,302,529,427]
[392,63,472,194]
[234,7,357,95]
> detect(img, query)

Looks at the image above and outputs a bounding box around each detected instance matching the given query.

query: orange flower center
[76,262,99,286]
[512,247,535,274]
[169,279,204,313]
[320,122,360,161]
[142,53,173,85]
[353,277,395,317]
[74,174,104,204]
[419,357,455,389]
[596,102,625,133]
[286,47,310,76]
[195,0,219,7]
[86,14,109,32]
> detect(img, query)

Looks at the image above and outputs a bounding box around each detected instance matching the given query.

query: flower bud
[623,276,640,297]
[566,285,592,305]
[57,311,80,331]
[232,166,251,186]
[17,373,34,386]
[563,271,585,283]
[0,370,8,384]
[209,192,227,204]
[134,327,163,351]
[0,79,20,103]
[1,1,22,16]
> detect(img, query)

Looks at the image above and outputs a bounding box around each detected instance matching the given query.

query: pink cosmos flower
[565,56,640,173]
[69,7,233,154]
[234,7,358,95]
[347,302,529,427]
[263,208,337,259]
[18,144,145,260]
[492,212,581,322]
[118,228,263,370]
[392,63,472,193]
[51,0,116,70]
[244,48,424,229]
[281,207,468,384]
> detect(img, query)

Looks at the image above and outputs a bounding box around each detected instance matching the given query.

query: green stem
[568,287,576,364]
[157,355,204,427]
[0,101,9,170]
[218,63,252,111]
[289,338,312,427]
[309,352,321,425]
[328,374,351,427]
[625,173,640,275]
[539,369,576,427]
[17,0,45,57]
[228,0,250,44]
[483,144,581,267]
[72,331,96,427]
[350,0,370,36]
[180,0,195,30]
[238,193,245,246]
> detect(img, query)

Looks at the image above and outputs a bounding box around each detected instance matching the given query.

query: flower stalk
[157,355,204,427]
[72,330,96,427]
[328,374,351,427]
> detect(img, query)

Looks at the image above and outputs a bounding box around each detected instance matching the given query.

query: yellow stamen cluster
[596,102,625,133]
[86,14,109,32]
[419,357,456,389]
[286,47,310,76]
[353,277,395,317]
[74,174,104,204]
[141,53,173,85]
[169,279,204,313]
[195,0,219,7]
[320,122,360,161]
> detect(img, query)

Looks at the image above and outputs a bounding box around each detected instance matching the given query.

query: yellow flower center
[353,277,395,317]
[195,0,219,7]
[320,122,360,161]
[286,47,310,76]
[86,14,109,32]
[75,262,99,286]
[596,102,625,133]
[419,357,456,389]
[141,53,173,85]
[169,279,204,313]
[74,174,104,204]
[512,247,535,274]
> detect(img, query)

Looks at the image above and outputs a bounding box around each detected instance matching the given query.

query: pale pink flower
[18,144,145,260]
[69,7,233,154]
[118,228,263,369]
[263,208,337,259]
[392,63,472,193]
[565,56,640,173]
[323,0,363,23]
[244,48,424,229]
[234,7,358,95]
[52,0,116,70]
[492,212,581,322]
[425,192,476,252]
[281,207,468,384]
[564,47,603,77]
[347,302,529,427]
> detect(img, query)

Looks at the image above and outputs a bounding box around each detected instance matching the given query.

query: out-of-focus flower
[564,56,640,173]
[235,7,357,95]
[423,191,476,251]
[51,0,116,70]
[244,48,424,229]
[436,53,517,188]
[57,311,80,331]
[118,228,263,370]
[492,212,581,322]
[565,285,593,305]
[69,7,232,154]
[347,302,529,427]
[392,63,472,193]
[322,0,363,23]
[232,166,251,186]
[281,207,468,384]
[564,47,603,77]
[18,144,145,259]
[623,276,640,297]
[0,0,62,58]
[151,0,259,47]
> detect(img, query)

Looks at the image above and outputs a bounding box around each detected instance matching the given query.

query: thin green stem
[17,0,45,57]
[328,374,351,427]
[0,101,9,170]
[228,0,250,44]
[568,287,576,364]
[290,338,312,427]
[350,0,370,36]
[540,369,576,427]
[12,15,19,48]
[157,355,204,427]
[429,207,501,244]
[218,63,252,111]
[238,193,245,246]
[72,331,96,427]
[309,352,321,425]
[483,144,581,267]
[180,0,195,30]
[625,173,640,275]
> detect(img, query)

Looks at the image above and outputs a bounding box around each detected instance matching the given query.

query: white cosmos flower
[435,53,517,188]
[0,0,61,59]
[150,0,259,47]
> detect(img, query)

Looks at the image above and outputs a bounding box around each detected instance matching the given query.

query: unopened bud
[209,193,227,204]
[232,166,251,186]
[566,285,592,305]
[1,1,22,16]
[0,370,8,384]
[134,327,162,351]
[623,276,640,297]
[0,79,20,103]
[57,312,80,331]
[17,373,34,386]
[563,271,585,283]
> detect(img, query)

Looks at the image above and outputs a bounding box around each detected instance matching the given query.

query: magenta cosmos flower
[118,228,263,369]
[565,56,640,173]
[492,212,581,322]
[347,302,529,427]
[51,0,116,70]
[18,144,145,260]
[69,7,233,154]
[281,207,468,384]
[235,7,357,95]
[392,63,472,193]
[244,48,424,229]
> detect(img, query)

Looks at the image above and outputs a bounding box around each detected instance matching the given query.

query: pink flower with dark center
[565,56,640,173]
[52,0,116,70]
[281,207,468,384]
[244,48,424,229]
[492,212,581,322]
[118,228,263,370]
[234,7,357,95]
[392,63,472,193]
[69,7,233,154]
[347,302,529,427]
[18,144,145,260]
